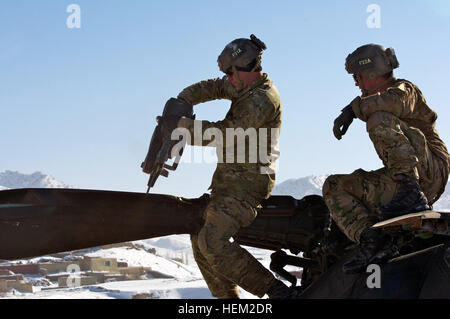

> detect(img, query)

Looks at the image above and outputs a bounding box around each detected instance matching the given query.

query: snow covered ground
[1,235,291,299]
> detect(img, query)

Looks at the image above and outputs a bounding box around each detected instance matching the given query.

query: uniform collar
[237,73,269,97]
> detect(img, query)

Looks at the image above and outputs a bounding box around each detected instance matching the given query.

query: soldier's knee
[323,175,341,197]
[197,221,233,258]
[324,173,365,199]
[366,111,397,132]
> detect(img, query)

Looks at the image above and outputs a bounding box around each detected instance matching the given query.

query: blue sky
[1,0,449,197]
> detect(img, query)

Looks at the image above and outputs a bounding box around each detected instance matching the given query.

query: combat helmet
[217,34,267,75]
[345,44,399,79]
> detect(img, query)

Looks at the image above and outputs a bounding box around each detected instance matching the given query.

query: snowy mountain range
[434,191,450,211]
[272,175,328,198]
[0,170,69,189]
[273,175,450,210]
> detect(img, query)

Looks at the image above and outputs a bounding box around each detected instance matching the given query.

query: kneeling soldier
[324,44,450,274]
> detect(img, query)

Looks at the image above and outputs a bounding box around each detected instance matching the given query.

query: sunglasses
[225,68,234,76]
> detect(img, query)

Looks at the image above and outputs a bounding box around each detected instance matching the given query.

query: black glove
[333,104,356,140]
[157,115,181,138]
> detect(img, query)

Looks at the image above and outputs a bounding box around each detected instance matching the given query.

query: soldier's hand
[159,115,182,137]
[333,104,356,140]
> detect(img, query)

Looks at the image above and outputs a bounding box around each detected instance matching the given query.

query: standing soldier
[323,44,449,274]
[168,35,297,298]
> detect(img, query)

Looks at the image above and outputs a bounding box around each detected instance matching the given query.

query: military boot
[380,174,430,219]
[266,280,300,299]
[342,228,398,274]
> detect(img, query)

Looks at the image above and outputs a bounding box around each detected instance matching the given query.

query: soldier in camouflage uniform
[168,35,297,298]
[323,44,450,274]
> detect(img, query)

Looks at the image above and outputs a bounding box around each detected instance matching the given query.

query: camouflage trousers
[190,193,277,299]
[323,111,448,243]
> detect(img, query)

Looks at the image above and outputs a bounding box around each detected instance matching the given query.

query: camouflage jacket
[177,74,282,203]
[352,78,450,169]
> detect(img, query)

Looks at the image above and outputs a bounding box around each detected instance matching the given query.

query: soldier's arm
[180,94,276,147]
[352,82,418,121]
[177,77,235,105]
[202,92,276,132]
[180,118,231,147]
